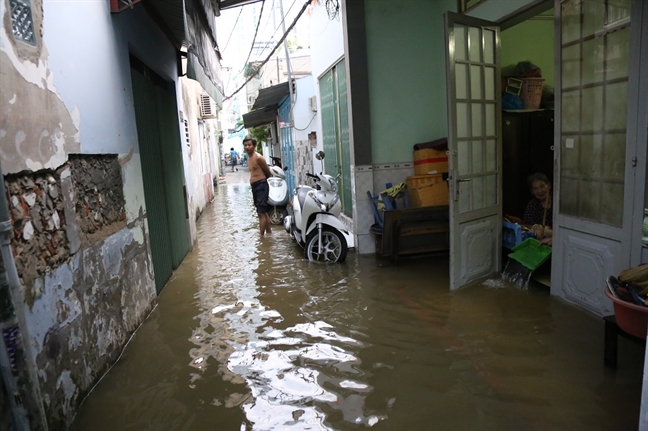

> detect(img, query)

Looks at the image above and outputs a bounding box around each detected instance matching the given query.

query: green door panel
[157,89,192,267]
[336,60,352,215]
[131,68,173,293]
[319,61,352,217]
[131,59,191,293]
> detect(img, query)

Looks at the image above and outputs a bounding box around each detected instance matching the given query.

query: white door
[445,12,502,290]
[552,0,636,314]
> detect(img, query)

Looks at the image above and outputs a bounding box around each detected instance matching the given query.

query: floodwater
[71,170,644,431]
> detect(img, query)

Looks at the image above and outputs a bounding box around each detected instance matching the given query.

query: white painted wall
[309,3,345,80]
[293,75,318,141]
[308,1,345,165]
[43,6,177,156]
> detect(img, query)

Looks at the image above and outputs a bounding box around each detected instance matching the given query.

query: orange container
[413,148,448,175]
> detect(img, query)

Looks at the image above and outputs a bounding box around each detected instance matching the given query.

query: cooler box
[413,148,448,175]
[406,174,449,208]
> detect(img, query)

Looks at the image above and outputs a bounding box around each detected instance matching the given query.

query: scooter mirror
[315,151,325,160]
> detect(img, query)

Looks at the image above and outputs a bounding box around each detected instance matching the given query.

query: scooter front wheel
[269,207,287,225]
[304,226,347,263]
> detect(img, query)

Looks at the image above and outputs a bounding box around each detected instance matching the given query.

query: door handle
[452,177,471,201]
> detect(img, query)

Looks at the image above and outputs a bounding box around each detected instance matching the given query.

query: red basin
[605,288,648,339]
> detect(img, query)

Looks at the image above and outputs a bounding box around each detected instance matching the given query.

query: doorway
[500,7,555,287]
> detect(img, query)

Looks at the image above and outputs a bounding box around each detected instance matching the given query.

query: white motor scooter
[283,152,354,263]
[267,165,289,225]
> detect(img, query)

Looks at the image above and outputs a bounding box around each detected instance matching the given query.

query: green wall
[365,0,455,165]
[501,18,554,88]
[364,0,552,165]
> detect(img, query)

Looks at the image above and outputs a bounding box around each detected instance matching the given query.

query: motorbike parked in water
[267,165,289,225]
[283,151,354,263]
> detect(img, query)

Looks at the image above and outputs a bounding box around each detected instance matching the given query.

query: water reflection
[69,179,643,431]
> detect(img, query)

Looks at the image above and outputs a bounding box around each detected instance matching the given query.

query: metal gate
[279,100,295,193]
[319,59,352,216]
[130,56,191,293]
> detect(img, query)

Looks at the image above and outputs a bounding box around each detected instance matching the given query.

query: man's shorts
[251,179,270,213]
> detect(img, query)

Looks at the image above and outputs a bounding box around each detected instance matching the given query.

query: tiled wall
[293,140,313,186]
[351,162,415,254]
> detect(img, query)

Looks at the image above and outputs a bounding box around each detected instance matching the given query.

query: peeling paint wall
[0,1,182,429]
[4,168,71,293]
[25,223,155,428]
[179,77,220,240]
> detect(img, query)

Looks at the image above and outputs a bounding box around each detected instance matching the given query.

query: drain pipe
[0,165,48,430]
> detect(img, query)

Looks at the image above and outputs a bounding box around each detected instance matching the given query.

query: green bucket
[507,238,552,270]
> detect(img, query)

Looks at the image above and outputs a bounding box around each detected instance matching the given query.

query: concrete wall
[293,75,319,184]
[0,2,183,427]
[309,0,344,159]
[501,17,554,88]
[310,3,345,80]
[364,0,454,165]
[180,78,220,237]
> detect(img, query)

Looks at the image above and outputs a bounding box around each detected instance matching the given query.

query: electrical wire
[259,0,275,47]
[221,7,243,54]
[240,0,267,75]
[293,113,317,131]
[268,0,298,43]
[224,0,311,101]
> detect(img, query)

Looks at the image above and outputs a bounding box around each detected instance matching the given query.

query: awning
[242,82,290,128]
[135,0,223,106]
[184,0,223,105]
[243,108,279,129]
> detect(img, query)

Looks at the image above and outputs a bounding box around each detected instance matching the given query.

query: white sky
[216,0,310,79]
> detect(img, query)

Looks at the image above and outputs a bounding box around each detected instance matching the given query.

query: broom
[533,193,549,246]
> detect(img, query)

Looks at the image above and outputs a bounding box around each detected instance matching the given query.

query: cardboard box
[413,148,449,175]
[406,174,449,207]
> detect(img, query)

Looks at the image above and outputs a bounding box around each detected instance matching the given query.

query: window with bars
[9,0,36,46]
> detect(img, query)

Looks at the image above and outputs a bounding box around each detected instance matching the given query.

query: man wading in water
[243,136,273,237]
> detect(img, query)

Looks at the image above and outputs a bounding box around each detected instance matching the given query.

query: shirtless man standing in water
[243,136,273,236]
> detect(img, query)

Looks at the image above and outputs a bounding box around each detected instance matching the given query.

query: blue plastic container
[502,221,534,249]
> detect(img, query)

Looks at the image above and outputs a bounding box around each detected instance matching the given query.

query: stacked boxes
[413,148,448,175]
[406,174,449,208]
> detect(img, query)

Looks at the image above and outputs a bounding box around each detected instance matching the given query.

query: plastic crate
[502,221,534,249]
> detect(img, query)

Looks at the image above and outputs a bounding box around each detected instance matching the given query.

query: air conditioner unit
[200,94,217,119]
[309,96,318,112]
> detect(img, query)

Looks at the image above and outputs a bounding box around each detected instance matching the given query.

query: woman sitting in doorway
[523,172,553,245]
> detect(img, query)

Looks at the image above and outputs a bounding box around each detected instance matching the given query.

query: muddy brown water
[70,176,643,430]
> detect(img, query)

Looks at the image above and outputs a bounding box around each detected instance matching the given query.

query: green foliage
[248,126,271,154]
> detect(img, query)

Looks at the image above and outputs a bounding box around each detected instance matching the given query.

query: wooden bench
[381,205,450,261]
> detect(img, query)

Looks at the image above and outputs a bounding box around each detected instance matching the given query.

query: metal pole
[279,0,294,121]
[0,164,49,431]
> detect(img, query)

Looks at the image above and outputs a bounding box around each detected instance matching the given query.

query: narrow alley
[69,175,643,431]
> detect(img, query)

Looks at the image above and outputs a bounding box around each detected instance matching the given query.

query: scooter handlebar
[306,173,319,179]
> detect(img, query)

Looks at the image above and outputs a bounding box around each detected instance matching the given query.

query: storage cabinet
[502,110,554,219]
